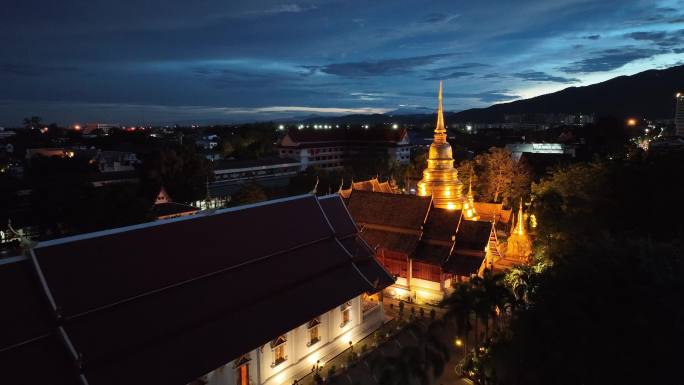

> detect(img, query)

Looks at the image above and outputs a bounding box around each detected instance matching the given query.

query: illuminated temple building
[347,190,502,304]
[340,82,518,303]
[416,81,463,210]
[338,177,398,199]
[0,195,392,385]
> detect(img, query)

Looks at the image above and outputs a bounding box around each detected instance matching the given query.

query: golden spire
[434,80,447,144]
[515,199,525,236]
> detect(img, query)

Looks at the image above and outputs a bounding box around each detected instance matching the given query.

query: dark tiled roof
[412,241,453,264]
[347,190,431,230]
[0,195,392,385]
[423,207,461,242]
[152,202,199,218]
[454,220,493,252]
[359,228,420,255]
[282,127,407,146]
[443,253,484,276]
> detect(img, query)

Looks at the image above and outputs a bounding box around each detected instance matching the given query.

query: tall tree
[474,147,531,205]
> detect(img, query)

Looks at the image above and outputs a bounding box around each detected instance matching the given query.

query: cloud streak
[513,71,579,83]
[314,54,454,77]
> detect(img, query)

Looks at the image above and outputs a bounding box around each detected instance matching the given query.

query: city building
[210,157,301,196]
[347,190,501,304]
[416,81,463,210]
[277,127,411,171]
[505,142,576,161]
[676,92,684,136]
[0,194,392,385]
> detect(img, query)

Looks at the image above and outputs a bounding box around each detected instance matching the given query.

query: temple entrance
[236,364,248,385]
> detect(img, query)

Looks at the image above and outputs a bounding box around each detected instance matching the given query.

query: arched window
[340,301,352,327]
[270,335,287,367]
[307,318,321,346]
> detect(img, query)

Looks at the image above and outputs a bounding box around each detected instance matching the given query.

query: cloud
[244,3,317,16]
[626,29,684,47]
[424,71,473,80]
[559,47,668,73]
[313,54,453,77]
[513,71,579,83]
[423,62,487,80]
[405,90,520,104]
[420,13,459,24]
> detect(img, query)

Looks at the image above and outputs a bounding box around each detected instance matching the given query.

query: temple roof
[0,194,392,385]
[443,252,484,276]
[412,241,453,264]
[454,220,493,252]
[152,202,199,219]
[360,228,420,255]
[347,190,431,231]
[423,206,461,242]
[473,202,512,223]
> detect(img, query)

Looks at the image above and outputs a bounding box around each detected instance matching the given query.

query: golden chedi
[506,200,533,262]
[417,81,463,210]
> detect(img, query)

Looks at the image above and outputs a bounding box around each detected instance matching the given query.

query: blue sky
[1,0,683,125]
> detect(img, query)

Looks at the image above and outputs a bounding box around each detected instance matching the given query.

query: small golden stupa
[417,81,463,210]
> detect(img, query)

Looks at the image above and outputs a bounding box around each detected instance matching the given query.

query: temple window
[340,301,352,327]
[307,318,321,346]
[270,335,287,367]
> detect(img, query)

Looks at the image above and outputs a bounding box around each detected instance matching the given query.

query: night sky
[2,0,684,126]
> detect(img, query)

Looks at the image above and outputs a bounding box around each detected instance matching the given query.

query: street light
[455,338,463,347]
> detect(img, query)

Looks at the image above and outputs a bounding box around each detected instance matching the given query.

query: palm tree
[423,319,451,378]
[471,269,510,338]
[442,283,475,350]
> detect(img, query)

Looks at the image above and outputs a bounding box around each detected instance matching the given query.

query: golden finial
[515,198,525,235]
[434,81,447,143]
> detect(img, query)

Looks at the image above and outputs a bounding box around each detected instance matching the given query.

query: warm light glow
[273,372,286,385]
[677,92,682,98]
[530,214,537,228]
[627,118,637,126]
[455,338,463,347]
[446,202,456,210]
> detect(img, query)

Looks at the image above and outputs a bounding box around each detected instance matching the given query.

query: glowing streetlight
[454,338,463,347]
[627,118,637,126]
[392,123,399,129]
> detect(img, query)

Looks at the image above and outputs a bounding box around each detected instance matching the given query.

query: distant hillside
[449,64,684,122]
[293,65,684,126]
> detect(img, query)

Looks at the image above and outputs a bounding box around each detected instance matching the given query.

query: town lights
[627,118,637,126]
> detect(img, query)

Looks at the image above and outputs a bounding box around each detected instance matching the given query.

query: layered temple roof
[339,177,397,199]
[0,194,393,385]
[346,191,497,276]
